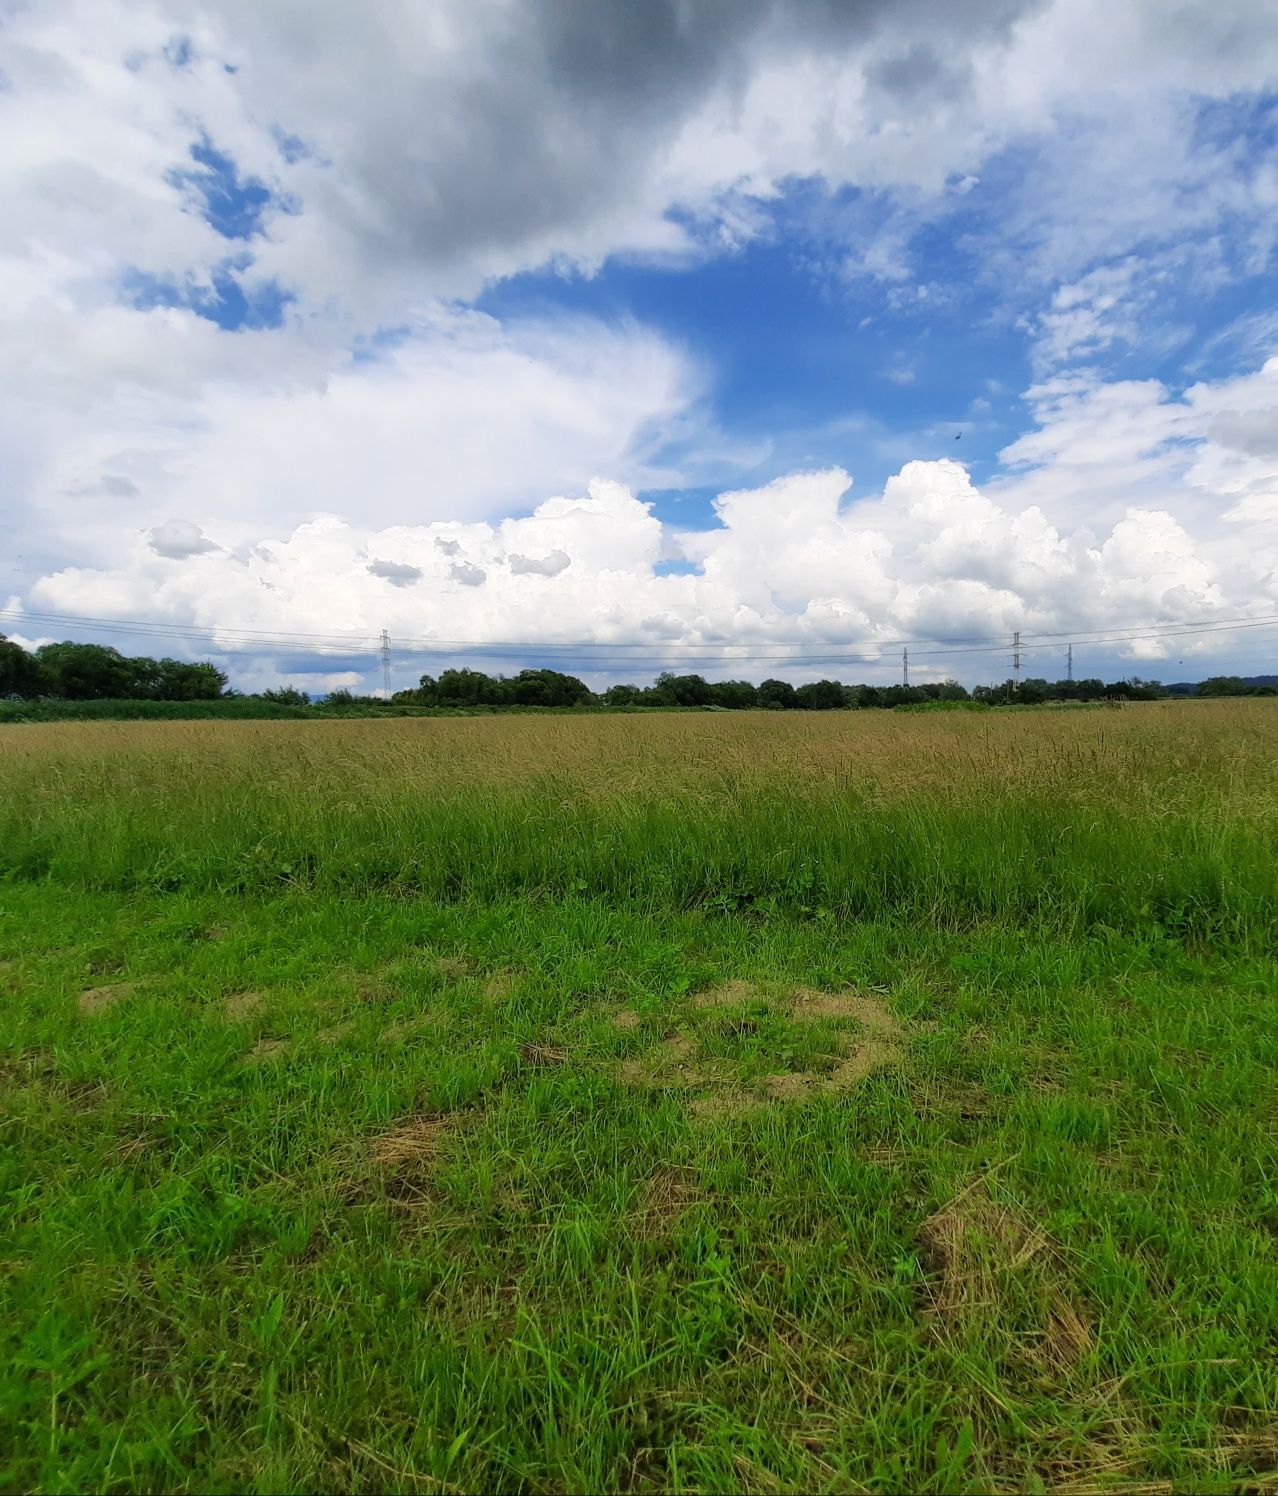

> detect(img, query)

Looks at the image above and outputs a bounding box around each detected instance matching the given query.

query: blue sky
[479,230,1032,529]
[3,0,1278,691]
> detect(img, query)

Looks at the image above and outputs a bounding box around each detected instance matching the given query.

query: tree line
[3,635,1274,709]
[0,638,226,700]
[401,666,1178,709]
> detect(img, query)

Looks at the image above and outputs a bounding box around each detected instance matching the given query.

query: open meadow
[2,701,1277,1493]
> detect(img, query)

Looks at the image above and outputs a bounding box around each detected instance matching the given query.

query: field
[2,702,1277,1493]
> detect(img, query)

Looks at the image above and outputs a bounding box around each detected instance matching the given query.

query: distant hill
[1165,675,1278,695]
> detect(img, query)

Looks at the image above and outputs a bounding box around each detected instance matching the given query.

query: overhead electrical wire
[7,603,1278,652]
[2,604,1277,671]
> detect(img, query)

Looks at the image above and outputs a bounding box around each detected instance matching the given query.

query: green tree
[757,678,797,709]
[434,668,500,706]
[151,658,227,700]
[708,679,758,709]
[882,684,928,707]
[509,668,591,707]
[1104,677,1166,701]
[650,672,713,707]
[0,635,47,699]
[793,679,847,710]
[36,642,142,699]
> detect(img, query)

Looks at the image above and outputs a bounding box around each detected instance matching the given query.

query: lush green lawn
[2,707,1277,1492]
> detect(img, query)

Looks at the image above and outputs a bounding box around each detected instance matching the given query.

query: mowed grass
[1,703,1276,1493]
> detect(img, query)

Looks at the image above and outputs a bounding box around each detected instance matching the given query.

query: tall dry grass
[2,701,1274,941]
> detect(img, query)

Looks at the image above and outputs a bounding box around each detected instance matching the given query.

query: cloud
[147,518,220,558]
[11,0,1273,337]
[450,561,486,587]
[5,305,699,577]
[3,0,1278,690]
[367,559,422,587]
[23,354,1278,683]
[508,550,571,577]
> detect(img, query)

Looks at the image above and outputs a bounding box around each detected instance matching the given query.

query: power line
[386,611,1278,656]
[389,619,1278,667]
[7,604,1278,657]
[2,606,1276,672]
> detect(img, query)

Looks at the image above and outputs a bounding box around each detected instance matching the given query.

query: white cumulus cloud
[20,347,1278,685]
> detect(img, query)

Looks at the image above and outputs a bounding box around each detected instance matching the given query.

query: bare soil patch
[689,1090,765,1120]
[611,1009,643,1032]
[616,982,908,1113]
[760,1071,820,1101]
[223,991,265,1022]
[693,979,761,1010]
[788,987,902,1035]
[618,1034,730,1093]
[765,988,905,1100]
[78,983,135,1016]
[829,1041,900,1089]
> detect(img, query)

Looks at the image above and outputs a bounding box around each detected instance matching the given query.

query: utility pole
[380,628,391,699]
[1012,630,1021,693]
[902,646,909,687]
[1066,642,1073,682]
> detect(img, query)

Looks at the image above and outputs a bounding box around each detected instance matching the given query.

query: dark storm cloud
[868,43,972,102]
[275,0,1042,280]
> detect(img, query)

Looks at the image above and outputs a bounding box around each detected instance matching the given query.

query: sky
[2,0,1278,693]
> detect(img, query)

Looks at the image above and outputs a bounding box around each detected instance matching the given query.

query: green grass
[2,706,1277,1492]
